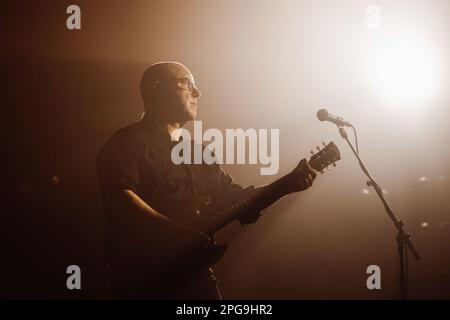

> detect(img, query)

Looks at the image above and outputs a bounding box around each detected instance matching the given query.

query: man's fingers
[306,175,313,187]
[296,158,308,170]
[195,229,211,244]
[290,161,318,191]
[302,172,315,188]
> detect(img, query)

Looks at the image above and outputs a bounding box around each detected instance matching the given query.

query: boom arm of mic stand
[337,126,420,261]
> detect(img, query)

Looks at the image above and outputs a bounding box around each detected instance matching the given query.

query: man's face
[158,66,201,122]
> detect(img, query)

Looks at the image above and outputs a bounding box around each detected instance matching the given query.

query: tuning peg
[316,146,320,151]
[332,163,336,167]
[310,150,314,155]
[322,141,326,147]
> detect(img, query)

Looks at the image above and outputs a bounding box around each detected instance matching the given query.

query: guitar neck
[200,141,340,235]
[201,174,290,235]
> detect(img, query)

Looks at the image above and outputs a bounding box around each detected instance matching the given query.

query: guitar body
[141,194,229,291]
[171,194,229,269]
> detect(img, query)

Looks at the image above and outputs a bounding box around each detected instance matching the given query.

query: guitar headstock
[308,141,341,173]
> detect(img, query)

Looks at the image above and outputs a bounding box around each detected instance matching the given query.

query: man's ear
[143,87,164,109]
[152,85,170,101]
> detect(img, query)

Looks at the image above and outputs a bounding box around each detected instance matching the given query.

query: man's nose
[192,87,201,98]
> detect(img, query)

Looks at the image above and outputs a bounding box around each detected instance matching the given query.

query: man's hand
[284,158,317,194]
[177,224,211,248]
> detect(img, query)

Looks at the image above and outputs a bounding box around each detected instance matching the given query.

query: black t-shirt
[96,116,256,269]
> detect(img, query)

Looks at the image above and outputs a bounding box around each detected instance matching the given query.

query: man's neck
[151,116,186,140]
[165,122,185,141]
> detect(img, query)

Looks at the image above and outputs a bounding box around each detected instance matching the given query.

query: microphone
[316,108,352,127]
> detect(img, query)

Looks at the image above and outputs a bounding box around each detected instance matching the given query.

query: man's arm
[119,189,173,224]
[238,159,317,224]
[115,189,210,243]
[254,159,317,211]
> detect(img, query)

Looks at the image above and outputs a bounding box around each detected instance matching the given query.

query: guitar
[172,141,341,273]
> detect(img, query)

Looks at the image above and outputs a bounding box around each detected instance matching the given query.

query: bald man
[96,62,316,299]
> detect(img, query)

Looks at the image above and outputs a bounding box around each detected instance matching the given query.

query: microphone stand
[336,125,420,299]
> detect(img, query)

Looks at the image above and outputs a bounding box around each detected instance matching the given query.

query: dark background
[1,0,449,299]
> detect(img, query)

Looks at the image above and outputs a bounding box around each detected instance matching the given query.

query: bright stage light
[371,34,437,111]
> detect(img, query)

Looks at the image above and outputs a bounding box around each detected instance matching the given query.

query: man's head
[140,61,201,123]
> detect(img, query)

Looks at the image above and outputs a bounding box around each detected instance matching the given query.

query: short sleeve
[216,166,246,200]
[96,128,144,194]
